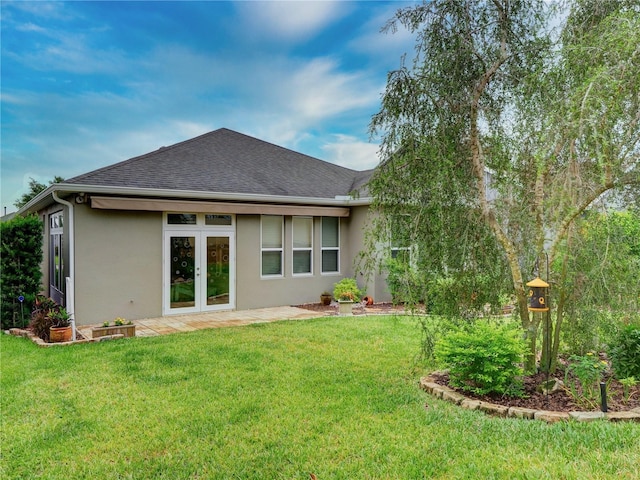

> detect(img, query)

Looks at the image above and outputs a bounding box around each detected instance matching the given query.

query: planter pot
[320,294,332,306]
[49,326,72,343]
[92,324,136,339]
[338,301,354,315]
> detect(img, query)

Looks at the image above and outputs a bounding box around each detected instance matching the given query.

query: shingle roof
[66,128,373,199]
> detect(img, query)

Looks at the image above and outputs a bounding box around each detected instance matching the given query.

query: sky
[1,0,416,213]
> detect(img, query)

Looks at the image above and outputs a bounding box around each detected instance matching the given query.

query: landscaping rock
[569,411,605,422]
[441,390,466,405]
[534,411,570,423]
[508,407,538,419]
[478,402,509,417]
[605,411,640,422]
[460,399,481,410]
[537,378,564,395]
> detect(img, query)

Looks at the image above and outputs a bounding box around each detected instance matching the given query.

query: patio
[77,306,324,338]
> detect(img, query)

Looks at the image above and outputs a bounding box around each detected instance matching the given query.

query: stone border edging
[420,376,640,423]
[6,328,127,347]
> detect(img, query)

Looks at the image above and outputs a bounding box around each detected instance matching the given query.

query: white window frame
[261,215,284,278]
[49,211,64,301]
[292,216,313,276]
[321,216,340,274]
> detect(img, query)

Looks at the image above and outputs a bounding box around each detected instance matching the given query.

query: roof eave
[18,184,372,214]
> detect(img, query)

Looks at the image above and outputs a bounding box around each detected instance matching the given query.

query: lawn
[1,315,638,479]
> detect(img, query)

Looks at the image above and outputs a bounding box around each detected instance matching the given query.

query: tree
[366,0,639,371]
[14,176,65,209]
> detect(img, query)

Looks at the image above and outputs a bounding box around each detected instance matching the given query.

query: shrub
[435,320,526,396]
[333,278,362,302]
[28,296,61,342]
[608,324,640,379]
[564,352,608,408]
[0,214,44,329]
[384,258,426,306]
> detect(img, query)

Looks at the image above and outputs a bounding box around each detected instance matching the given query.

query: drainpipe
[52,191,76,341]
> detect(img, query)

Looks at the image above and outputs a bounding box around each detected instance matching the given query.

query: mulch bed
[430,371,640,413]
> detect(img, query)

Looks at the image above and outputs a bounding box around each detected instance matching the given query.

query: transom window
[261,215,283,277]
[166,213,234,227]
[321,217,340,273]
[292,216,313,275]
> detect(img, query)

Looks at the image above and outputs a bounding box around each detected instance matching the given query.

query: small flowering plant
[333,278,362,302]
[102,317,133,327]
[564,352,609,408]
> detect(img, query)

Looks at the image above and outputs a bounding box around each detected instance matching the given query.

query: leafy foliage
[28,296,62,342]
[435,320,526,396]
[365,0,640,372]
[564,352,609,408]
[0,214,44,329]
[13,176,64,209]
[332,277,362,302]
[609,324,640,379]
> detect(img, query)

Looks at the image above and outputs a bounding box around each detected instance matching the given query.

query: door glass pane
[170,236,196,308]
[206,236,230,305]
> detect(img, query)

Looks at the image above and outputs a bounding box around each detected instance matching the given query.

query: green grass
[1,315,639,479]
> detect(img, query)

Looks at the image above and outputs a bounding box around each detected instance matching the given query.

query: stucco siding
[73,205,162,325]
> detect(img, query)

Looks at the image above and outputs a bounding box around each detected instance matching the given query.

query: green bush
[435,320,526,396]
[608,324,640,379]
[384,258,426,305]
[1,214,44,329]
[332,278,362,302]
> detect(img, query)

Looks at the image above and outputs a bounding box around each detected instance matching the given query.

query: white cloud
[321,134,380,170]
[236,1,349,40]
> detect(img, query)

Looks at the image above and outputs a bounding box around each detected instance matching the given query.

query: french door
[164,231,235,314]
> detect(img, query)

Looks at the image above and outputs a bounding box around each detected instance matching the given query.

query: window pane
[168,213,197,225]
[262,251,282,275]
[293,251,311,274]
[205,214,232,226]
[293,217,312,248]
[322,217,339,247]
[322,250,338,273]
[262,216,283,248]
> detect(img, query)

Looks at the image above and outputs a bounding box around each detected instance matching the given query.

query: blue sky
[1,0,415,212]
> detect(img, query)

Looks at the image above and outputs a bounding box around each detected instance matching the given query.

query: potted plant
[333,278,362,315]
[49,308,72,343]
[92,317,136,338]
[29,296,72,343]
[320,291,332,306]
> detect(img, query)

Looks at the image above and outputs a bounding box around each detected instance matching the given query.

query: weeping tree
[365,0,639,372]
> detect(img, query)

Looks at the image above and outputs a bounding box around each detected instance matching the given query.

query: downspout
[52,192,76,341]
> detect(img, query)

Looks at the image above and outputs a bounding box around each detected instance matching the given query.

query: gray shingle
[66,128,373,199]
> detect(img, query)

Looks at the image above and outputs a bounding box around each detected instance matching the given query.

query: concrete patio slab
[77,306,324,339]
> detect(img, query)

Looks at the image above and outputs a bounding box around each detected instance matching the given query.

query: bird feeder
[526,277,549,312]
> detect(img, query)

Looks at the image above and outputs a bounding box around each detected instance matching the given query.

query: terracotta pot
[49,326,72,343]
[320,294,332,306]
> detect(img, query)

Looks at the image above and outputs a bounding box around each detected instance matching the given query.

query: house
[17,128,391,325]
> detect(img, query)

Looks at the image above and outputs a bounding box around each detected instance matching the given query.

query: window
[261,215,283,276]
[321,217,340,273]
[49,211,64,299]
[292,216,312,275]
[167,213,197,225]
[390,215,413,265]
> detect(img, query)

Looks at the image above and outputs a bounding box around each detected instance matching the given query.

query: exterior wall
[235,208,392,310]
[73,205,162,325]
[235,215,344,309]
[343,206,392,303]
